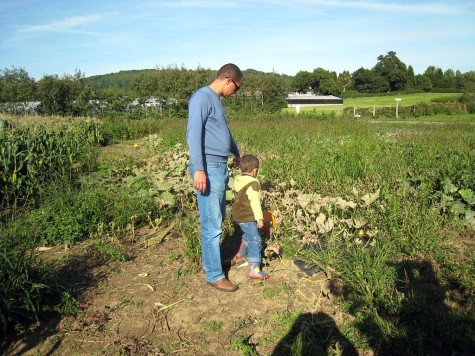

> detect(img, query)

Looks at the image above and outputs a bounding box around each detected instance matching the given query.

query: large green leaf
[465,210,475,229]
[442,177,458,194]
[441,193,454,205]
[448,201,466,215]
[158,191,175,206]
[152,180,172,191]
[459,189,475,206]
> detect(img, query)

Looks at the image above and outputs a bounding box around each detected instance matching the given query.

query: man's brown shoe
[207,278,238,292]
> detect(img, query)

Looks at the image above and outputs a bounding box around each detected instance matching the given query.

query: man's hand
[234,153,241,168]
[257,219,264,229]
[193,170,207,193]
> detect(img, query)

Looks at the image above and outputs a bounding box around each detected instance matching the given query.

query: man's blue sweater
[186,86,239,171]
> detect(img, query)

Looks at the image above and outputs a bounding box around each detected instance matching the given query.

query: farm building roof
[287,93,343,106]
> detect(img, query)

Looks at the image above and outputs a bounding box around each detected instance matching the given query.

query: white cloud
[18,14,107,33]
[291,0,461,14]
[148,0,241,8]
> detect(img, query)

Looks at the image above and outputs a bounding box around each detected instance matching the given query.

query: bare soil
[7,225,355,355]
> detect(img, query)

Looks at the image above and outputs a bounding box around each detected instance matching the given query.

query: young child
[232,154,270,280]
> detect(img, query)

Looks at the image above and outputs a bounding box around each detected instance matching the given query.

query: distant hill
[86,68,291,90]
[86,69,157,89]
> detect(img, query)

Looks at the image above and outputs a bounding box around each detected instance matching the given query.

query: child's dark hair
[239,154,259,173]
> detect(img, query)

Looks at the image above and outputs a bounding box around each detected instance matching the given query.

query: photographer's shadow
[272,311,357,356]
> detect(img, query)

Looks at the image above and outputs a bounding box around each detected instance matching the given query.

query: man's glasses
[230,78,241,92]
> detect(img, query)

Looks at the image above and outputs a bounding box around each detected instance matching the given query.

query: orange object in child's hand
[261,210,277,231]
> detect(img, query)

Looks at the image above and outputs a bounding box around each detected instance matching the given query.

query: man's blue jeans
[236,221,262,267]
[189,161,228,283]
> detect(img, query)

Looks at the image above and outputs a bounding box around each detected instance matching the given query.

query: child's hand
[257,219,264,229]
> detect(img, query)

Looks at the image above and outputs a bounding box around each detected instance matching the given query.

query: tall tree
[441,69,456,89]
[462,71,475,93]
[258,74,288,111]
[0,67,36,114]
[424,66,444,88]
[415,75,432,92]
[352,67,389,93]
[319,78,341,96]
[455,70,465,90]
[131,72,160,100]
[338,71,352,93]
[70,70,94,116]
[407,65,416,88]
[373,51,408,91]
[292,71,313,93]
[312,68,338,95]
[37,69,92,116]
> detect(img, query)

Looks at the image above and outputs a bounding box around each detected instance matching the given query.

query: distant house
[287,93,343,107]
[144,96,162,108]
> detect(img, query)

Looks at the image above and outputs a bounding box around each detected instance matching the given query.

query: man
[186,63,243,292]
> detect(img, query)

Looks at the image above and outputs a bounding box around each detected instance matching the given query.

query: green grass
[344,92,463,106]
[202,320,224,334]
[40,98,475,354]
[3,107,474,354]
[284,92,464,114]
[380,113,475,122]
[157,113,475,354]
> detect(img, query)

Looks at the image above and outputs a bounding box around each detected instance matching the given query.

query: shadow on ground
[271,312,358,355]
[6,247,118,355]
[349,256,474,355]
[380,258,474,355]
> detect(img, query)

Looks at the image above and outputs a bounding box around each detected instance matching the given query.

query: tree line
[293,51,475,95]
[1,51,474,117]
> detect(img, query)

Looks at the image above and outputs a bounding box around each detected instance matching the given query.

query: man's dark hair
[240,154,259,173]
[217,63,243,81]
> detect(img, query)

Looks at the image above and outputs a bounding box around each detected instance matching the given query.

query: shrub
[459,92,475,114]
[101,117,162,143]
[4,182,160,246]
[0,238,46,341]
[0,121,103,215]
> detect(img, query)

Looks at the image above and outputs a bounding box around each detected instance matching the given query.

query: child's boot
[247,265,270,280]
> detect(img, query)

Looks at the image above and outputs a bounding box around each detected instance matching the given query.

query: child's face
[250,167,258,177]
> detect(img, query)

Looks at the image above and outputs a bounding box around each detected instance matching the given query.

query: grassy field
[284,92,464,114]
[2,108,475,354]
[157,114,475,353]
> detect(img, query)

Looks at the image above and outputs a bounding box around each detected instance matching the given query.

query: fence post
[395,98,401,118]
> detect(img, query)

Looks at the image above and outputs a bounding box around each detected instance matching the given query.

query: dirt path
[7,227,354,355]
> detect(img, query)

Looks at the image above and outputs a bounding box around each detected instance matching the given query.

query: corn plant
[0,239,45,339]
[0,120,105,217]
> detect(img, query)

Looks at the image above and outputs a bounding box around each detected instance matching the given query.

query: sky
[1,0,474,80]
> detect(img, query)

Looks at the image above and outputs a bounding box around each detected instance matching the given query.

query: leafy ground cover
[5,114,475,355]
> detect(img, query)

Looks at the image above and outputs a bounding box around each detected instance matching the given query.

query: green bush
[177,211,201,263]
[87,240,135,262]
[343,100,468,119]
[4,182,160,246]
[101,117,162,143]
[459,92,475,113]
[0,239,46,341]
[40,189,113,245]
